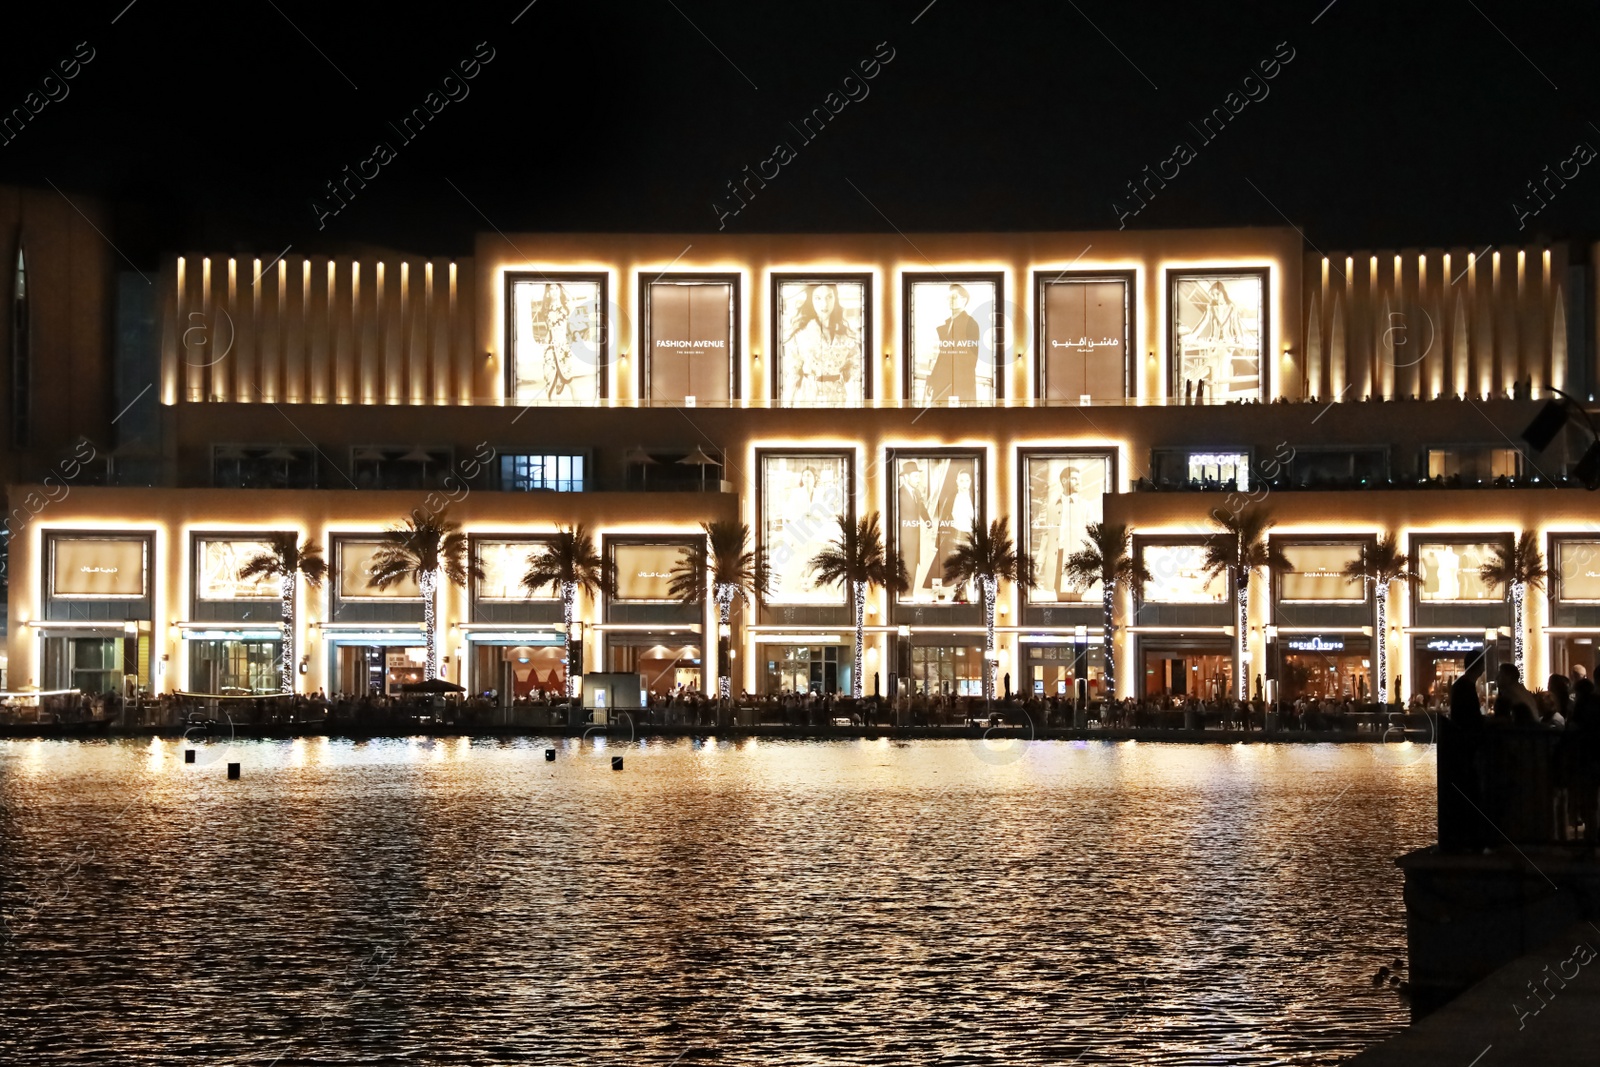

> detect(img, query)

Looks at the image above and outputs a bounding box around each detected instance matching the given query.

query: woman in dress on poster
[782,284,858,404]
[1179,280,1246,392]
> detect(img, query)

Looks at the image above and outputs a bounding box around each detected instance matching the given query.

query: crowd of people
[1441,657,1600,846]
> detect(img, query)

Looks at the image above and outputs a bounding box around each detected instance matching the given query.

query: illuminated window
[499,453,584,492]
[1425,448,1520,481]
[1186,452,1249,490]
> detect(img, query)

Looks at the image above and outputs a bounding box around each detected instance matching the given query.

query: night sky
[2,0,1597,262]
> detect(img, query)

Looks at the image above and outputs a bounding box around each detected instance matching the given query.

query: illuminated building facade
[5,199,1600,704]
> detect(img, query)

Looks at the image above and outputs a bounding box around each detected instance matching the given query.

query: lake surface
[0,735,1434,1065]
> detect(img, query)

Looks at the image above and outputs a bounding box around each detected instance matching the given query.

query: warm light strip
[314,622,426,631]
[22,620,134,629]
[174,621,282,631]
[0,689,81,698]
[1126,626,1230,633]
[752,633,843,644]
[591,624,703,632]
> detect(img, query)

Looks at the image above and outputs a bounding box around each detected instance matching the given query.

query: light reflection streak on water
[0,738,1434,1066]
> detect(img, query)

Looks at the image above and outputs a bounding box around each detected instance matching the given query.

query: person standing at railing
[1493,663,1539,725]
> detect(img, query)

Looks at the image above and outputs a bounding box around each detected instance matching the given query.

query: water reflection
[0,739,1433,1065]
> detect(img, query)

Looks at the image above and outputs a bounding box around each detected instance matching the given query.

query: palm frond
[523,523,607,598]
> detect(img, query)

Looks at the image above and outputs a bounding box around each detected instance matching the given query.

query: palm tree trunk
[562,580,578,699]
[717,590,732,701]
[1511,579,1526,677]
[1375,585,1389,706]
[851,579,866,699]
[1237,573,1250,703]
[420,569,439,681]
[280,574,295,694]
[1102,582,1116,703]
[980,575,996,700]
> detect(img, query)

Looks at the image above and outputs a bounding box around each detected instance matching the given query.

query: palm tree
[238,533,328,693]
[669,520,768,700]
[1341,534,1414,708]
[368,511,479,682]
[1061,522,1151,706]
[943,517,1033,700]
[1202,507,1291,703]
[807,513,908,699]
[1478,532,1546,678]
[523,524,606,698]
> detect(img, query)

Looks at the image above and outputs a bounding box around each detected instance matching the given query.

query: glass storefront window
[43,637,122,696]
[1141,649,1234,699]
[1280,651,1370,702]
[764,645,844,696]
[188,639,283,695]
[472,644,567,699]
[909,644,982,697]
[609,641,703,695]
[1025,644,1105,697]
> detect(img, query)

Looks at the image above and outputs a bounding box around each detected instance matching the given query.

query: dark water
[0,735,1434,1065]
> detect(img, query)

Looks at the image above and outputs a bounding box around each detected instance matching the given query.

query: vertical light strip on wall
[10,239,30,447]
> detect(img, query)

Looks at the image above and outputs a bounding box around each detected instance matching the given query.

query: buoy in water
[227,762,241,780]
[611,756,624,771]
[184,750,196,764]
[545,749,556,762]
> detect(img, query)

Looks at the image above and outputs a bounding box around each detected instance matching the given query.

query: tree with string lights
[669,520,767,701]
[807,513,907,700]
[943,517,1033,701]
[368,511,479,682]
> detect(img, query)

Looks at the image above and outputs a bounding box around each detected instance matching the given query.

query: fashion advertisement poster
[774,277,866,405]
[1414,542,1501,602]
[475,540,556,601]
[506,275,604,404]
[1141,543,1228,604]
[1023,454,1110,603]
[761,453,851,605]
[196,538,279,601]
[1170,271,1265,401]
[894,452,982,604]
[906,276,999,405]
[337,539,421,599]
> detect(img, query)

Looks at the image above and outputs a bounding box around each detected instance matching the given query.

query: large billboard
[1141,543,1228,604]
[50,537,147,599]
[337,539,422,599]
[773,275,868,405]
[1556,540,1600,602]
[475,540,557,601]
[644,275,736,404]
[1414,541,1503,602]
[904,274,1001,405]
[1038,274,1130,401]
[1279,544,1365,603]
[196,538,279,601]
[505,273,606,404]
[611,544,687,603]
[1022,452,1111,603]
[893,451,983,604]
[760,452,851,605]
[1170,270,1266,401]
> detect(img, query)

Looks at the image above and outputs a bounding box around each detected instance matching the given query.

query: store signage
[1286,636,1344,652]
[1426,637,1484,652]
[51,538,147,598]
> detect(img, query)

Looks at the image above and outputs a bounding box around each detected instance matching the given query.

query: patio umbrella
[261,445,298,484]
[400,445,435,484]
[624,446,658,489]
[677,446,720,491]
